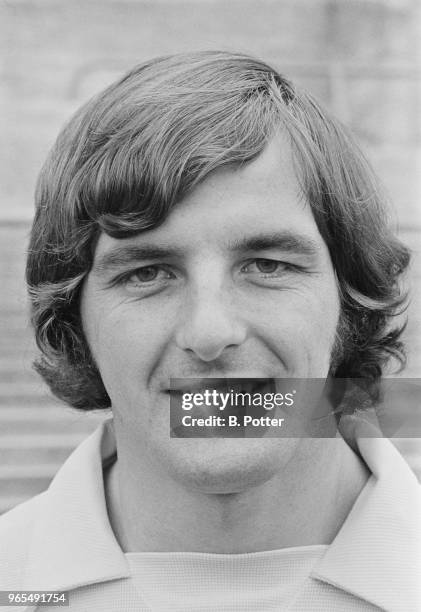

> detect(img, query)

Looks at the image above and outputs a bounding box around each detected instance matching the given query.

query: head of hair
[26,50,410,411]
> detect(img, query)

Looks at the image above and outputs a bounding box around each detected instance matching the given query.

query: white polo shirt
[0,418,420,611]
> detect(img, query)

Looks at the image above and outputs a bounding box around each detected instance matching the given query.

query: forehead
[92,135,327,261]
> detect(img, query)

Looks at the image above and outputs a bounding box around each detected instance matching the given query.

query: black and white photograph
[0,1,420,610]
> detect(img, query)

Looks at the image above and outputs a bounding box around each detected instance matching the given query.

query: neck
[105,437,370,554]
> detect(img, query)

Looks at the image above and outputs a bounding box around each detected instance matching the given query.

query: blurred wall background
[1,0,420,512]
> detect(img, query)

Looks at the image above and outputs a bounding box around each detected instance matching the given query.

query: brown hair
[26,51,410,410]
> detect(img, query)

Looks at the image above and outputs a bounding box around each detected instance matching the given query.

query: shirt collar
[24,418,421,611]
[310,435,421,611]
[24,418,129,592]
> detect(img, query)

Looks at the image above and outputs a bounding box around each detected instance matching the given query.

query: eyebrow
[92,231,321,276]
[227,232,321,256]
[92,245,183,275]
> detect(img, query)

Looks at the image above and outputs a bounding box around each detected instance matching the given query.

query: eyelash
[241,259,299,276]
[112,265,175,287]
[111,258,303,289]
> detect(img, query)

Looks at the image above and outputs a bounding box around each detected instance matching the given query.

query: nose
[175,285,247,362]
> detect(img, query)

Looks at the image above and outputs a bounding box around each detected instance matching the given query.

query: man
[0,51,419,611]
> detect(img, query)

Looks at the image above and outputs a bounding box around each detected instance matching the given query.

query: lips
[168,377,277,425]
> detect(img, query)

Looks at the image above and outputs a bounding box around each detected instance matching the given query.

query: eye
[254,259,281,274]
[242,258,293,276]
[131,266,164,282]
[123,265,175,286]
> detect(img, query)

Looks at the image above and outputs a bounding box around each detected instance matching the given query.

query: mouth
[167,378,277,421]
[168,378,280,439]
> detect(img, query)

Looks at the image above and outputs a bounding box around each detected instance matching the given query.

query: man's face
[80,136,341,493]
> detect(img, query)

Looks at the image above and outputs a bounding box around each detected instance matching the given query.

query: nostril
[175,324,247,362]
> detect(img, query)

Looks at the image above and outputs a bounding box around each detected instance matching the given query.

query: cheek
[83,298,173,392]
[302,286,341,371]
[252,282,340,371]
[304,284,340,343]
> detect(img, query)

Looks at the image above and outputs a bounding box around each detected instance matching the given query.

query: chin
[163,437,298,494]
